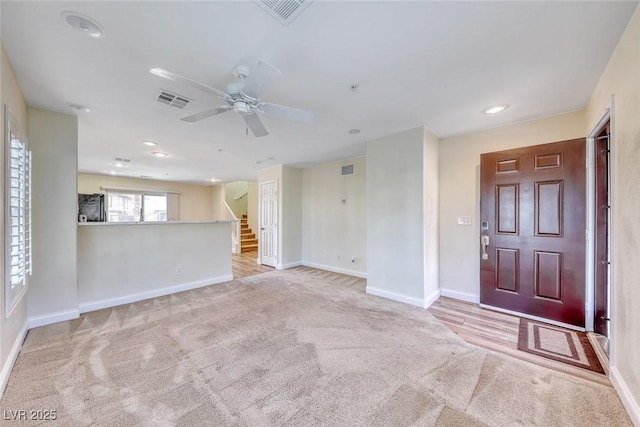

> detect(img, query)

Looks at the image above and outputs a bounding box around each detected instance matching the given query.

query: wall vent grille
[341,165,354,176]
[253,0,313,26]
[156,89,191,109]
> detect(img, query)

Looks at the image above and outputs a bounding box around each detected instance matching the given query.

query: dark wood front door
[480,139,586,327]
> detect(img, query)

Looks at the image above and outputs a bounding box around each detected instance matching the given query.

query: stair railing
[223,201,240,254]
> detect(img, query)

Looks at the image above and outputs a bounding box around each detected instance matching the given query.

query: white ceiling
[2,1,637,184]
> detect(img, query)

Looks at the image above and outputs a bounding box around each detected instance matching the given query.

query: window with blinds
[5,106,31,317]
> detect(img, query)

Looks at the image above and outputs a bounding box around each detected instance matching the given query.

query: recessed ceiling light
[348,129,361,134]
[62,12,105,39]
[67,103,91,112]
[143,140,158,146]
[483,105,509,115]
[152,152,169,158]
[209,178,220,182]
[113,162,125,168]
[107,171,118,175]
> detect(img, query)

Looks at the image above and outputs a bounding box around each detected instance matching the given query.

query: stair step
[241,244,258,253]
[241,223,249,229]
[241,238,257,245]
[241,233,256,239]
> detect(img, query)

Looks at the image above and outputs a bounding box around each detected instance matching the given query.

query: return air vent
[112,157,131,163]
[156,89,192,109]
[253,0,314,26]
[341,165,354,176]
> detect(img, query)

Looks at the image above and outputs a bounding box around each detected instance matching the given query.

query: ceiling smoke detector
[62,12,104,38]
[253,0,314,26]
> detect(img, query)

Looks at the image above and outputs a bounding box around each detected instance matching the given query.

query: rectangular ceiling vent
[112,157,131,163]
[253,0,314,26]
[156,89,191,109]
[341,165,354,176]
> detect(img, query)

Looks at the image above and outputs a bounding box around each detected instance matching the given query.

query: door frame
[258,179,278,267]
[586,104,616,360]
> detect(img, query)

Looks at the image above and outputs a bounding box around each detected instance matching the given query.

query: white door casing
[259,180,278,267]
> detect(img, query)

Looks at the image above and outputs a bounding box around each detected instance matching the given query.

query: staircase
[240,215,258,253]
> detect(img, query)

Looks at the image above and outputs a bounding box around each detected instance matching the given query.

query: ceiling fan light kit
[150,61,315,137]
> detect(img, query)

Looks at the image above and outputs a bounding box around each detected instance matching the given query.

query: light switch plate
[457,216,472,226]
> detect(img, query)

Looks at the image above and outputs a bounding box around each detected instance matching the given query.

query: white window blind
[5,105,32,317]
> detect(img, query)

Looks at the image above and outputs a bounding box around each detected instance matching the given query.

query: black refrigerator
[78,193,105,222]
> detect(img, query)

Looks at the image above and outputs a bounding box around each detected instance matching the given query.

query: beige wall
[224,181,248,218]
[584,6,640,423]
[367,127,426,305]
[0,43,29,395]
[423,128,439,303]
[438,111,586,302]
[302,156,367,276]
[78,173,214,221]
[27,107,78,324]
[210,184,224,220]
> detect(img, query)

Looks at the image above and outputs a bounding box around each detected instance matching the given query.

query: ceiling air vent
[156,89,192,109]
[112,157,131,163]
[253,0,314,26]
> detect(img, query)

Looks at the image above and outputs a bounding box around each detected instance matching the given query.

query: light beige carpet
[1,267,631,426]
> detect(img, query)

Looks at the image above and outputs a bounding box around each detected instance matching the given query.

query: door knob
[481,235,490,260]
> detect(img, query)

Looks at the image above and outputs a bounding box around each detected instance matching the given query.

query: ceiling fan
[150,61,315,137]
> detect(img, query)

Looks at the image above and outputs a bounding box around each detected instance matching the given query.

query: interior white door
[259,181,278,267]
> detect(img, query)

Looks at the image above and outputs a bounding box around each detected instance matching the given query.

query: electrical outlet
[176,265,183,275]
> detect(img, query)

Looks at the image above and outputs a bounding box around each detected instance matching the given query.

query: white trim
[440,288,480,303]
[28,308,79,329]
[277,261,303,270]
[607,95,618,365]
[610,366,640,426]
[78,275,233,314]
[366,286,424,308]
[480,303,586,332]
[423,288,441,309]
[301,261,367,279]
[100,186,179,195]
[0,322,28,399]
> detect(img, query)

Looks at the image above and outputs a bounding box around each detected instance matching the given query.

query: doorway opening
[593,118,611,356]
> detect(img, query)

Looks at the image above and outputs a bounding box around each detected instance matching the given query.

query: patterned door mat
[517,318,605,374]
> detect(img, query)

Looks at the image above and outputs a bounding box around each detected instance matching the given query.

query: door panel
[260,181,278,267]
[480,138,586,327]
[497,184,519,234]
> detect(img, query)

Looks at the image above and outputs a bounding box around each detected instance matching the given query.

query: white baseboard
[302,261,367,279]
[0,322,28,399]
[28,308,79,329]
[366,286,424,308]
[610,365,640,426]
[440,288,480,304]
[78,275,233,314]
[424,288,441,309]
[277,261,303,270]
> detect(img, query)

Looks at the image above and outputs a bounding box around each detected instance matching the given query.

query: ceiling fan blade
[242,112,269,137]
[241,61,282,99]
[261,103,315,123]
[150,68,228,98]
[181,106,231,123]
